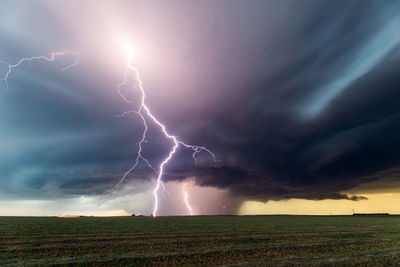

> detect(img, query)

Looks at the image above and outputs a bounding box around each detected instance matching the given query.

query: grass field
[1,215,400,266]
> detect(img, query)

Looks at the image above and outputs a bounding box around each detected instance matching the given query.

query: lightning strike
[0,49,211,217]
[0,51,79,91]
[115,47,219,217]
[182,183,194,216]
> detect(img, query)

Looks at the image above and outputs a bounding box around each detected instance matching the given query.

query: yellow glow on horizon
[239,193,400,215]
[60,209,130,217]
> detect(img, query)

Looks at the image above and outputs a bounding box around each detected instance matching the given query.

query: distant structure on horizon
[353,213,390,216]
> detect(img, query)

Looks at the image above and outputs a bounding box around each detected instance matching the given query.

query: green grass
[1,215,400,266]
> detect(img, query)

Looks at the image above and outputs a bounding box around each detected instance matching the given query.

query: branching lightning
[0,51,79,91]
[0,48,216,217]
[115,48,219,217]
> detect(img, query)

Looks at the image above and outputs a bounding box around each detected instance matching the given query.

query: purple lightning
[0,51,79,91]
[115,47,219,217]
[182,183,194,216]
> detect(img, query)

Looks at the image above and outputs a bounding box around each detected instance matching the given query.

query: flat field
[1,215,400,266]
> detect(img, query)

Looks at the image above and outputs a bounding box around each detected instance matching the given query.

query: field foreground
[1,215,400,266]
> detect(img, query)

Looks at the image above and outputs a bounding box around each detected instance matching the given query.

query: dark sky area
[1,0,400,214]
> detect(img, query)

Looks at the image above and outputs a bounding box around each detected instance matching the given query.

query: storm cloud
[1,0,400,205]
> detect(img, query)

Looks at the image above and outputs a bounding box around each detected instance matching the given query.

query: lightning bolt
[182,183,194,216]
[0,50,79,91]
[0,49,215,217]
[115,50,219,217]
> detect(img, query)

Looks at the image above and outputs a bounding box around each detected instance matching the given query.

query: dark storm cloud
[160,0,400,201]
[1,0,400,202]
[182,51,400,200]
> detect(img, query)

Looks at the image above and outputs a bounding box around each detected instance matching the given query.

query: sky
[1,0,400,216]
